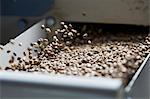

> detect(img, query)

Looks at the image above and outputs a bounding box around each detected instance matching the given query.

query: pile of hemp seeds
[2,22,150,85]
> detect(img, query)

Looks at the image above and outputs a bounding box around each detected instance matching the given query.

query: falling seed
[18,60,23,63]
[43,39,48,42]
[31,42,38,47]
[64,25,68,29]
[55,31,58,35]
[83,33,88,38]
[30,43,34,47]
[93,51,99,54]
[53,36,59,42]
[17,57,21,60]
[29,55,32,59]
[70,37,73,39]
[71,29,77,33]
[88,40,92,44]
[77,33,80,36]
[0,45,4,50]
[63,34,67,38]
[5,67,12,70]
[29,51,32,55]
[13,52,17,56]
[37,40,41,45]
[25,61,30,65]
[86,63,92,67]
[70,46,74,50]
[60,22,65,25]
[9,56,14,63]
[69,24,72,27]
[27,47,32,51]
[68,32,73,37]
[7,50,11,53]
[66,63,69,66]
[60,29,66,33]
[23,52,26,56]
[66,41,71,46]
[41,25,45,29]
[87,53,92,56]
[81,59,88,63]
[81,25,87,32]
[34,49,38,53]
[19,43,22,46]
[120,66,127,72]
[45,28,51,33]
[10,39,15,44]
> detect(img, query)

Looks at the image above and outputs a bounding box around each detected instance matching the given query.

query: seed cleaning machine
[0,0,150,99]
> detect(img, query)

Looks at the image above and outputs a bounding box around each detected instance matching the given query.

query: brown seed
[66,63,70,66]
[23,52,26,56]
[81,59,88,63]
[77,33,80,36]
[63,34,67,38]
[5,67,12,70]
[71,29,77,33]
[88,40,92,44]
[86,63,92,68]
[83,33,88,38]
[0,45,4,50]
[13,52,17,56]
[64,25,68,29]
[120,66,127,73]
[55,31,58,35]
[19,43,22,46]
[41,25,45,29]
[93,51,99,54]
[27,47,32,51]
[60,22,65,25]
[29,55,32,59]
[68,32,73,37]
[7,50,11,53]
[34,49,38,53]
[53,36,59,42]
[17,57,21,60]
[66,41,71,46]
[10,39,15,44]
[68,24,72,28]
[25,62,29,65]
[45,28,51,33]
[9,56,14,63]
[30,43,34,47]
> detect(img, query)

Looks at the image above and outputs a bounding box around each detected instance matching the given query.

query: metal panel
[0,19,149,99]
[0,20,123,99]
[51,0,149,26]
[0,71,123,99]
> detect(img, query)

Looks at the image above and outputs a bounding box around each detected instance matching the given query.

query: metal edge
[0,71,122,91]
[125,53,150,92]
